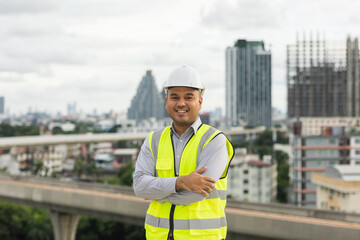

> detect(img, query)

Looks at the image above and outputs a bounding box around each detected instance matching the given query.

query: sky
[0,0,359,116]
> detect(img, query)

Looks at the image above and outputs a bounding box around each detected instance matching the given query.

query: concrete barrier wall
[1,175,360,240]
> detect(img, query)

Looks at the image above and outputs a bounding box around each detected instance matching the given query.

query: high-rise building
[0,97,4,114]
[67,102,77,115]
[287,35,359,118]
[160,90,168,119]
[226,39,272,128]
[128,70,163,122]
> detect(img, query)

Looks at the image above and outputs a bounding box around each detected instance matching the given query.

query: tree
[76,217,144,240]
[74,155,84,178]
[51,126,64,135]
[0,124,39,137]
[117,140,128,148]
[117,162,134,186]
[84,161,99,179]
[275,150,290,203]
[0,202,53,240]
[254,129,273,146]
[32,161,44,175]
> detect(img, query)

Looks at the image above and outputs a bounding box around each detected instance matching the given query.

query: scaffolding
[287,32,359,119]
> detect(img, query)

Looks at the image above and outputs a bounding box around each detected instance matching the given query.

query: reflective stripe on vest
[146,124,234,240]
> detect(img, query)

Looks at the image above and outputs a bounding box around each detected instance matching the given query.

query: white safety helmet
[163,65,205,97]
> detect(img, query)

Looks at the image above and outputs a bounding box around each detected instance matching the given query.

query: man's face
[165,86,203,129]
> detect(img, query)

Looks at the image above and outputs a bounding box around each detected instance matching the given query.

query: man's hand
[175,166,216,197]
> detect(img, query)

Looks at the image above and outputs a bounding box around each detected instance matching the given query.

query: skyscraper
[128,70,163,122]
[0,97,4,115]
[226,39,272,128]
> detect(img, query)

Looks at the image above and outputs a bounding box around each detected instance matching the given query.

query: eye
[171,96,179,100]
[185,96,193,100]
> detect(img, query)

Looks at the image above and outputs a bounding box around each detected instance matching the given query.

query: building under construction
[287,34,359,118]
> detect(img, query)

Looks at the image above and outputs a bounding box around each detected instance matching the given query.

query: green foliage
[0,201,145,240]
[232,141,249,149]
[0,124,39,137]
[276,131,289,144]
[84,161,99,178]
[109,125,122,133]
[51,126,64,135]
[0,202,53,240]
[252,145,273,159]
[275,150,290,203]
[254,129,273,146]
[32,161,44,175]
[76,217,144,240]
[117,140,128,148]
[117,162,135,186]
[98,163,135,186]
[74,155,84,178]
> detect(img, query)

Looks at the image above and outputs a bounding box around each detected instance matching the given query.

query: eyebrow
[169,92,195,96]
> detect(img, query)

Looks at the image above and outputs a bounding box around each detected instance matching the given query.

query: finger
[195,166,207,174]
[201,190,209,197]
[207,182,215,189]
[203,176,216,183]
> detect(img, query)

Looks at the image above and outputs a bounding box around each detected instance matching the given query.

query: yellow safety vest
[145,124,234,240]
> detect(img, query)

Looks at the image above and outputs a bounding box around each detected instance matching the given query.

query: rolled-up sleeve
[133,136,177,200]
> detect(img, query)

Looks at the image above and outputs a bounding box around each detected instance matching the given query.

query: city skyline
[0,0,359,115]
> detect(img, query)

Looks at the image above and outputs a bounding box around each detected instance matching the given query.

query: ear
[199,97,203,109]
[165,96,168,104]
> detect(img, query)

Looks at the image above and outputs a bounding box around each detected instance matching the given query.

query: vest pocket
[156,158,173,177]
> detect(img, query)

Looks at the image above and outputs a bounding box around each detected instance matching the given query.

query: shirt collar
[170,117,203,136]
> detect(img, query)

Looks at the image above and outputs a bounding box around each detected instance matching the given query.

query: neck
[172,124,190,136]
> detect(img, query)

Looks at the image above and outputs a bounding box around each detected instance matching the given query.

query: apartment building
[228,148,277,203]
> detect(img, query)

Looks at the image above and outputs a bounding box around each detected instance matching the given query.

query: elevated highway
[0,126,266,148]
[0,174,359,240]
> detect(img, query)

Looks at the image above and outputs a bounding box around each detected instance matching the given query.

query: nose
[177,98,186,107]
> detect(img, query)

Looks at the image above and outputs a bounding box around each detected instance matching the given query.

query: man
[133,65,234,240]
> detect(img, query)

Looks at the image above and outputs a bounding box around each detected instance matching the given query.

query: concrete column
[50,211,80,240]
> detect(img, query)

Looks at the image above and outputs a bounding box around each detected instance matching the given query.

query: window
[329,139,336,144]
[355,138,360,144]
[355,150,360,155]
[243,190,248,194]
[243,180,248,184]
[244,170,249,174]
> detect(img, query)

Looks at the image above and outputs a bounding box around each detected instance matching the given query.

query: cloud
[0,72,26,83]
[201,0,286,30]
[0,0,63,14]
[0,56,42,73]
[7,24,61,37]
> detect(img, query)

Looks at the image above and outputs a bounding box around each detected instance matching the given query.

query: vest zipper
[168,132,176,240]
[167,204,176,240]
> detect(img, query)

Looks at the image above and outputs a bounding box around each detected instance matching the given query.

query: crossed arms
[133,134,228,205]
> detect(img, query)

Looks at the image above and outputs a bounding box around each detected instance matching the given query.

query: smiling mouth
[176,110,188,113]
